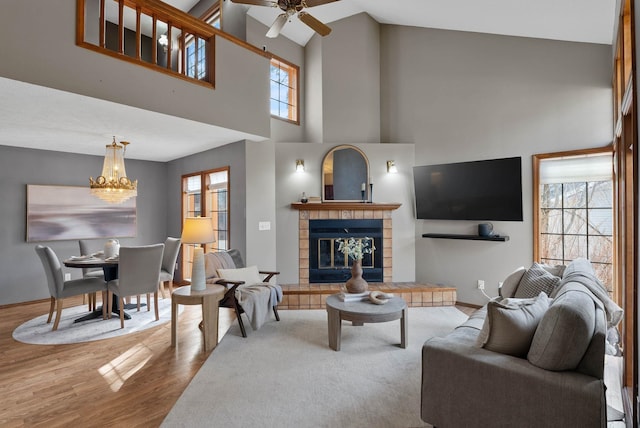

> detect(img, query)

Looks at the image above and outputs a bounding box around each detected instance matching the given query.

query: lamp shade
[181,217,216,244]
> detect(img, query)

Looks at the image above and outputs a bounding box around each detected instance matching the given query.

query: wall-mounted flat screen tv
[413,156,523,221]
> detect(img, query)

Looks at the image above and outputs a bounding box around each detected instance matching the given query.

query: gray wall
[379,26,613,305]
[302,13,381,144]
[245,141,277,271]
[166,141,248,280]
[275,142,417,285]
[0,145,167,305]
[0,0,270,139]
[320,13,381,144]
[246,16,307,143]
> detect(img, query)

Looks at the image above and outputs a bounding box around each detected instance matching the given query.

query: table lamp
[181,217,216,291]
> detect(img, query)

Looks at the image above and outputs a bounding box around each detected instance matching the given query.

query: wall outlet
[64,273,71,281]
[477,280,485,290]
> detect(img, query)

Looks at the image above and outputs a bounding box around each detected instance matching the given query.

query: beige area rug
[12,296,177,345]
[162,306,468,428]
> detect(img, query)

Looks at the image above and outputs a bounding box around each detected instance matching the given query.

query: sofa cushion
[499,267,526,298]
[528,284,597,371]
[476,293,549,358]
[514,263,561,298]
[217,265,262,286]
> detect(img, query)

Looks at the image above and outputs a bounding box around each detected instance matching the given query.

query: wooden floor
[0,295,475,427]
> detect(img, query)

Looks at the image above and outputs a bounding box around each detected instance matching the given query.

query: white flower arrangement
[336,237,375,261]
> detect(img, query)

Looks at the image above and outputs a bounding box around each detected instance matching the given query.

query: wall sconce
[387,160,398,174]
[158,34,168,52]
[296,159,305,173]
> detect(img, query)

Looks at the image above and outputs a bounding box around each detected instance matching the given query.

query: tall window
[534,150,614,291]
[270,56,299,124]
[182,167,229,280]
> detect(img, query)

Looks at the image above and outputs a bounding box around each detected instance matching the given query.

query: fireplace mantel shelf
[291,202,401,211]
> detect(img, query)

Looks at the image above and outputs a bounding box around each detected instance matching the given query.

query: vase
[345,260,368,293]
[104,239,120,259]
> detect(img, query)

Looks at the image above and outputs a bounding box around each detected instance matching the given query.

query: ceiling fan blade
[298,11,331,36]
[230,0,275,6]
[266,13,288,38]
[304,0,340,8]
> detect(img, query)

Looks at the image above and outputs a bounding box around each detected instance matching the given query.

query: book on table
[338,291,370,302]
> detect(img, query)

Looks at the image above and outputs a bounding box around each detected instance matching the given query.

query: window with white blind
[534,150,614,290]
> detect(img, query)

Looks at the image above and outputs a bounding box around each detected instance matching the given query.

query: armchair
[204,249,281,337]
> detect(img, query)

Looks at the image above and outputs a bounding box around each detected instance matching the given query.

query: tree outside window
[270,56,299,124]
[535,151,614,291]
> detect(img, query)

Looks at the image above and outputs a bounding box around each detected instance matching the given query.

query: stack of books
[338,291,370,302]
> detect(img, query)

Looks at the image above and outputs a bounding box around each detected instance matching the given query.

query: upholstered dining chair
[78,239,105,311]
[35,245,108,331]
[158,237,181,298]
[106,244,164,328]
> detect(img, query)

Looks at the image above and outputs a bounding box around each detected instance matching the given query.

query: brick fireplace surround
[282,202,457,310]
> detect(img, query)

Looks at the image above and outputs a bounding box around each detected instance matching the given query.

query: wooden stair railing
[76,0,267,88]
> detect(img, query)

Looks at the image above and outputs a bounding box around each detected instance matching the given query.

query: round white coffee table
[325,294,408,351]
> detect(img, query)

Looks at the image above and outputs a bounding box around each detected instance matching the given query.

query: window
[534,150,614,291]
[184,5,220,80]
[182,167,229,281]
[185,36,207,79]
[270,56,299,124]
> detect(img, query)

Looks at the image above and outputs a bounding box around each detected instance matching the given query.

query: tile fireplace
[291,202,401,285]
[309,219,383,283]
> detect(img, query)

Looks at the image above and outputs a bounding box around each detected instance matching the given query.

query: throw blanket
[204,251,235,279]
[554,270,623,329]
[235,283,283,330]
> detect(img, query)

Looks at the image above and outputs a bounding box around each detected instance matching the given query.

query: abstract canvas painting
[26,185,137,242]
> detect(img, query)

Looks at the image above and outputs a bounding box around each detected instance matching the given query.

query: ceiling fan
[231,0,339,38]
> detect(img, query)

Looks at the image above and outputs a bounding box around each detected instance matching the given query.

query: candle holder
[369,183,373,203]
[361,189,366,203]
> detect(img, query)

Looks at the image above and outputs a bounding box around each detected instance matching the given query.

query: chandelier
[89,137,137,204]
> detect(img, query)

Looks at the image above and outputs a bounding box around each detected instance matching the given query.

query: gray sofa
[421,258,622,428]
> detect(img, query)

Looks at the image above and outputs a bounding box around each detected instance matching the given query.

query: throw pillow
[541,263,566,278]
[514,263,561,298]
[476,292,550,358]
[498,267,526,298]
[216,266,262,286]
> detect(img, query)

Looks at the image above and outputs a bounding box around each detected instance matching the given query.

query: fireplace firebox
[309,219,383,283]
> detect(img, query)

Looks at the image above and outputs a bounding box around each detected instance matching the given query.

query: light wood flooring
[0,295,475,427]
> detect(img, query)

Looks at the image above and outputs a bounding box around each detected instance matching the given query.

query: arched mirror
[322,145,370,202]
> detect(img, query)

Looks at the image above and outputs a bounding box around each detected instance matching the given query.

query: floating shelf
[422,233,509,242]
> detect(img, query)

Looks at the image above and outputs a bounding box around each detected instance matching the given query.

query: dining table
[63,254,143,322]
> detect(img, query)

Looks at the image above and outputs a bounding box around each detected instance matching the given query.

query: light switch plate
[259,221,271,231]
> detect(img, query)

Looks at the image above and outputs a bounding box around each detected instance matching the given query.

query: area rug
[12,296,176,345]
[161,306,468,428]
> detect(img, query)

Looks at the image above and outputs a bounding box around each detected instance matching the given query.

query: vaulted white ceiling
[0,0,618,162]
[246,0,616,46]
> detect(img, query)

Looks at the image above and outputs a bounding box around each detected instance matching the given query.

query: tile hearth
[279,283,456,310]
